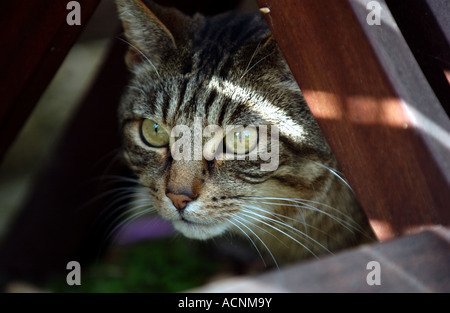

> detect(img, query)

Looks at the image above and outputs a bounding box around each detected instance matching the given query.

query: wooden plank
[256,0,450,240]
[194,226,450,292]
[0,38,130,285]
[386,0,450,115]
[0,0,101,161]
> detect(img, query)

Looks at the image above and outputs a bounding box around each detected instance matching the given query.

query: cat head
[115,0,338,246]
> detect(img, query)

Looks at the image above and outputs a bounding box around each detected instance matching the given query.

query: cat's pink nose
[166,193,194,212]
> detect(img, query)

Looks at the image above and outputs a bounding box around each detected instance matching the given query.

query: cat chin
[172,220,229,240]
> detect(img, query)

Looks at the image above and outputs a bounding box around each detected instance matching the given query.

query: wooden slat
[386,0,450,115]
[0,0,101,161]
[256,0,450,240]
[0,38,130,285]
[194,226,450,292]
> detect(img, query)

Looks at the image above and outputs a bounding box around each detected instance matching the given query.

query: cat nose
[166,192,194,212]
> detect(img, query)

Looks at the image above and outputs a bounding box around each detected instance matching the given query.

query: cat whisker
[96,197,155,256]
[240,39,262,81]
[228,215,279,269]
[117,37,161,78]
[98,192,152,228]
[88,175,148,226]
[232,211,289,249]
[101,187,144,209]
[245,196,347,219]
[240,51,275,80]
[244,196,363,235]
[79,185,140,212]
[80,174,146,215]
[313,161,353,191]
[289,198,366,234]
[78,175,140,197]
[240,201,328,237]
[242,200,319,234]
[239,207,330,256]
[92,174,143,186]
[225,217,267,267]
[238,208,319,259]
[105,203,156,244]
[88,147,124,178]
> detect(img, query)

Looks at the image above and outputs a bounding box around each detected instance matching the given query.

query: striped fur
[116,0,374,265]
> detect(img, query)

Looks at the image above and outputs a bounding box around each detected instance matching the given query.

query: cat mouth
[172,217,230,240]
[177,210,214,226]
[179,216,215,228]
[180,216,199,225]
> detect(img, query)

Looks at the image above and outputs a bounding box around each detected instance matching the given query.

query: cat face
[116,0,372,261]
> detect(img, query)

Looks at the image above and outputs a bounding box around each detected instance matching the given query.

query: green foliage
[49,237,218,293]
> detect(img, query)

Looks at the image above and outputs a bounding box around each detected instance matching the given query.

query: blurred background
[0,1,118,242]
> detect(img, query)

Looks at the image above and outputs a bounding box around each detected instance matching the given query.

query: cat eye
[140,118,170,148]
[224,126,258,154]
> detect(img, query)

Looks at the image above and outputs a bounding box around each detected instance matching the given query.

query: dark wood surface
[0,0,101,161]
[0,37,130,285]
[195,226,450,292]
[256,0,450,240]
[386,0,450,116]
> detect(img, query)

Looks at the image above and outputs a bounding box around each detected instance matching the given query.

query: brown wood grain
[0,0,101,161]
[256,0,450,240]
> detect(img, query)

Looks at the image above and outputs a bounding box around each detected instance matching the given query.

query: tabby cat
[115,0,375,265]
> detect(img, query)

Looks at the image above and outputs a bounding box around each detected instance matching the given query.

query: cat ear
[115,0,190,71]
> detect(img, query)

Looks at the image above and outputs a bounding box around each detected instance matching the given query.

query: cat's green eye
[140,119,170,148]
[224,126,258,154]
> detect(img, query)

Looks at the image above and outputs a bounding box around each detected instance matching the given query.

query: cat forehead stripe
[207,76,306,140]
